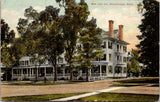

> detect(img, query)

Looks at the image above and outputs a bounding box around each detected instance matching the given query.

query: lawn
[4,80,81,85]
[2,93,83,101]
[76,93,159,101]
[115,77,159,83]
[110,83,146,87]
[111,77,159,87]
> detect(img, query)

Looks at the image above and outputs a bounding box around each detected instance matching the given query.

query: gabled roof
[101,29,129,45]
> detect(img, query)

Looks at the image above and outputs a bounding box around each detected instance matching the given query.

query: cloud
[89,7,142,50]
[33,6,45,12]
[1,6,44,38]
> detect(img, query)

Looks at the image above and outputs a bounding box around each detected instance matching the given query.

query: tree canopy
[77,18,103,81]
[127,49,141,77]
[136,0,159,76]
[56,0,90,80]
[1,19,16,81]
[16,6,64,81]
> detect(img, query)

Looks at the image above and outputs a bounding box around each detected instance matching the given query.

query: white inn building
[12,20,129,81]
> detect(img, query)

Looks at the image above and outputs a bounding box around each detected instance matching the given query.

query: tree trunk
[54,65,58,81]
[5,70,8,81]
[86,68,88,82]
[69,68,73,81]
[69,63,73,81]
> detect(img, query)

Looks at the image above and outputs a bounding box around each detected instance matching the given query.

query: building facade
[12,20,129,81]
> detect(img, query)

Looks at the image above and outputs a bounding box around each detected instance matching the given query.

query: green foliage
[1,19,15,47]
[111,83,144,87]
[2,93,83,101]
[115,77,159,83]
[58,0,90,80]
[16,6,64,81]
[77,18,103,81]
[136,0,159,76]
[76,93,159,101]
[1,48,16,68]
[13,0,101,81]
[127,49,141,77]
[1,19,16,80]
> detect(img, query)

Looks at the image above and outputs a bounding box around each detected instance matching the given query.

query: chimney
[109,20,114,37]
[119,25,123,40]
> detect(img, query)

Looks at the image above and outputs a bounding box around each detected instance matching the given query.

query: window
[102,65,106,73]
[19,61,22,65]
[123,57,127,62]
[101,54,106,61]
[109,66,112,73]
[128,52,131,55]
[117,45,119,52]
[123,46,127,52]
[20,61,24,65]
[109,54,111,61]
[30,59,34,65]
[117,56,119,61]
[101,42,106,48]
[13,69,17,74]
[115,67,122,73]
[120,56,122,62]
[123,67,127,73]
[108,41,112,49]
[26,61,29,65]
[58,58,63,63]
[46,67,53,74]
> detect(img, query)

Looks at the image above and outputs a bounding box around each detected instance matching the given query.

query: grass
[111,77,159,87]
[115,77,159,83]
[5,80,81,85]
[75,93,159,101]
[110,83,146,87]
[2,93,83,101]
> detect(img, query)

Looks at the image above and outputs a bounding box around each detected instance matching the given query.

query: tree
[1,48,16,80]
[77,18,102,81]
[56,0,90,81]
[136,0,159,76]
[1,19,16,81]
[127,49,141,77]
[16,6,64,81]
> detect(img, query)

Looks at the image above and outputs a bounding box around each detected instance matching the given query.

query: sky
[2,0,143,50]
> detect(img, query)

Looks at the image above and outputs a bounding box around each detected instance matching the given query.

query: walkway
[51,87,125,101]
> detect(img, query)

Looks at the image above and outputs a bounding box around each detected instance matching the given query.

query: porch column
[37,67,38,78]
[80,70,82,76]
[26,68,28,77]
[63,68,65,77]
[44,67,46,77]
[21,69,23,76]
[122,67,124,76]
[89,69,91,77]
[106,40,108,62]
[106,65,108,76]
[113,66,115,78]
[100,65,102,77]
[30,68,31,77]
[11,68,13,80]
[16,69,18,76]
[32,68,34,77]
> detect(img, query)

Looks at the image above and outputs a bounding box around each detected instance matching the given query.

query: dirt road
[1,79,159,98]
[1,80,114,97]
